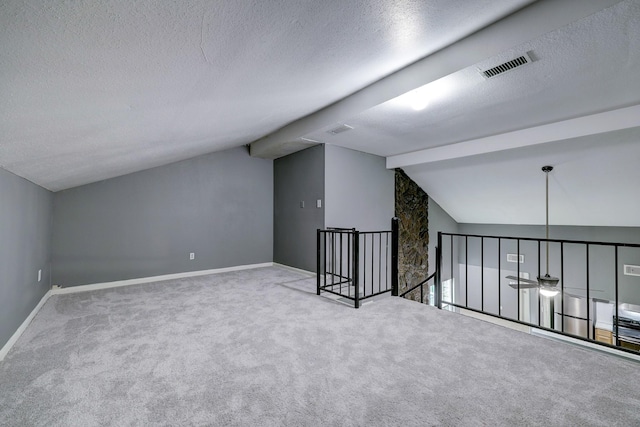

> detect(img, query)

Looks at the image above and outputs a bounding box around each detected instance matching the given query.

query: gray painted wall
[52,147,273,286]
[273,145,325,272]
[325,145,394,231]
[0,169,52,350]
[427,196,459,277]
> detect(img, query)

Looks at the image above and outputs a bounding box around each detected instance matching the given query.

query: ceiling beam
[386,104,640,169]
[250,0,623,159]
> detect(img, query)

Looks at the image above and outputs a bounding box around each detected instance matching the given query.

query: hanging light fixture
[538,166,559,297]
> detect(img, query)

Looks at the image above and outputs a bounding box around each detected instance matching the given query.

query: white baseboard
[531,328,640,363]
[273,263,316,277]
[459,308,532,334]
[457,310,640,363]
[0,290,52,362]
[1,263,309,362]
[51,262,274,295]
[1,263,274,362]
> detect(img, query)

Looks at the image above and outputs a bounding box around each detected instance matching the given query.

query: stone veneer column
[395,169,429,303]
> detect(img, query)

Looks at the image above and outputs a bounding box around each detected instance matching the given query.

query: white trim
[0,290,52,362]
[51,263,274,295]
[273,263,316,277]
[459,308,531,334]
[460,310,640,363]
[531,328,640,363]
[386,104,640,169]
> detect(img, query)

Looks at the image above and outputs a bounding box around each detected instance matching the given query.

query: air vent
[327,124,353,135]
[480,52,533,79]
[507,253,525,263]
[624,264,640,276]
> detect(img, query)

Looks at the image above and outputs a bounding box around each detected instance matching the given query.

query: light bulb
[540,288,559,297]
[411,98,429,111]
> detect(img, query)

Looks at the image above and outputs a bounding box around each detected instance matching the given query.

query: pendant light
[538,166,560,297]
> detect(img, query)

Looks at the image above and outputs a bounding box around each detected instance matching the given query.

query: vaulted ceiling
[1,0,639,226]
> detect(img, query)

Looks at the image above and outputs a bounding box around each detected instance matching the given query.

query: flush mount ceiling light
[391,77,453,111]
[406,87,431,111]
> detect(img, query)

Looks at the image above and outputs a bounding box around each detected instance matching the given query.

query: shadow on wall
[395,169,429,303]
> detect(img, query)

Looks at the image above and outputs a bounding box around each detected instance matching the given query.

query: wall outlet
[300,201,305,208]
[316,199,322,208]
[189,252,195,260]
[37,269,42,282]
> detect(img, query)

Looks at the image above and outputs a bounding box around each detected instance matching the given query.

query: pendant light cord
[545,169,549,276]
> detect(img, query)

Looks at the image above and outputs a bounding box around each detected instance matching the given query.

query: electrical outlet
[316,199,322,208]
[38,269,42,282]
[300,201,305,208]
[189,252,195,260]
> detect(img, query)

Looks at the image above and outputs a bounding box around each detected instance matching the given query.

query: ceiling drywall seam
[386,104,640,168]
[249,0,623,159]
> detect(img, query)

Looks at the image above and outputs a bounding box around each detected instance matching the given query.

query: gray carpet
[1,266,639,426]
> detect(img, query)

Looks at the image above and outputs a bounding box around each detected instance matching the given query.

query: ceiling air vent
[327,124,353,135]
[480,52,533,79]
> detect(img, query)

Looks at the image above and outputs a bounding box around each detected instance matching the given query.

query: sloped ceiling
[404,127,640,226]
[0,0,532,191]
[2,0,638,228]
[296,0,640,227]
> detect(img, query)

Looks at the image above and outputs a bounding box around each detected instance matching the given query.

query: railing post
[391,217,399,297]
[317,229,321,296]
[436,232,443,309]
[353,230,360,308]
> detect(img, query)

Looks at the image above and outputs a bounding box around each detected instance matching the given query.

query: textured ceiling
[304,0,640,156]
[0,0,532,191]
[3,0,637,228]
[301,0,640,227]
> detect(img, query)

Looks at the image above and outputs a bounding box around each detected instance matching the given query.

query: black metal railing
[435,231,640,354]
[317,218,399,308]
[398,246,439,306]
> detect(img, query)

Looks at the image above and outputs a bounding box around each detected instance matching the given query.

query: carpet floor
[1,266,639,426]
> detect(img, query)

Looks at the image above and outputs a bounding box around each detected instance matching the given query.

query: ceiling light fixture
[408,88,430,111]
[391,77,452,112]
[537,165,560,297]
[506,166,560,297]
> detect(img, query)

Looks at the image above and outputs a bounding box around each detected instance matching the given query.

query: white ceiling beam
[386,104,640,169]
[250,0,623,159]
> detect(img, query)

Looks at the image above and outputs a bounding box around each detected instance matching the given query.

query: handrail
[399,271,436,298]
[437,230,640,356]
[441,232,640,248]
[317,218,399,308]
